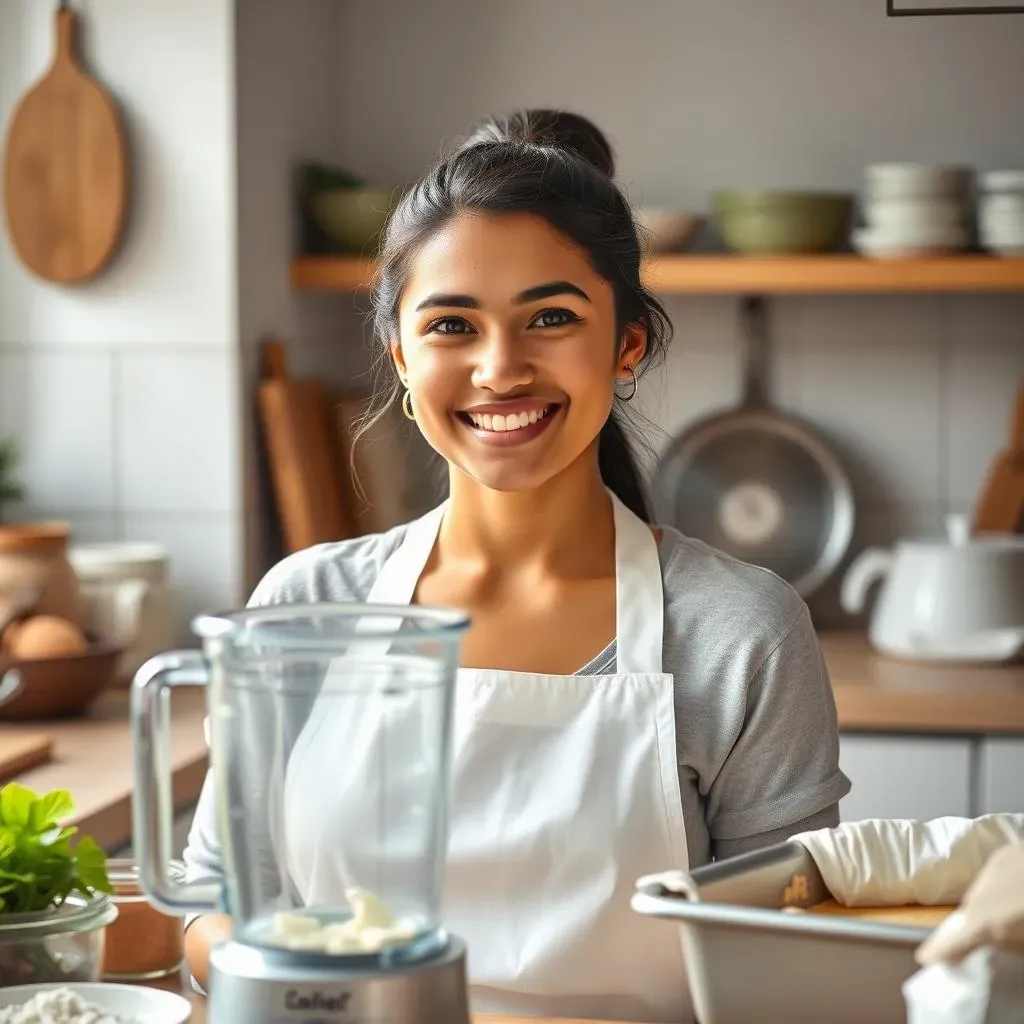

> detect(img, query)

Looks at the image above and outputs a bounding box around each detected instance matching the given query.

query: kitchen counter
[821,632,1024,734]
[0,686,208,850]
[0,633,1022,851]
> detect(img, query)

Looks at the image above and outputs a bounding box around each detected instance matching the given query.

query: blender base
[208,934,471,1024]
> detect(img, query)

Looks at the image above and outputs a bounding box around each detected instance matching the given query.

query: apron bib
[284,493,691,1023]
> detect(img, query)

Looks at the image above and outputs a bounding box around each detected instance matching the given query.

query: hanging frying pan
[653,297,855,598]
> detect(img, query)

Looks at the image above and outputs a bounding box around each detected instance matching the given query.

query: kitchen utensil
[712,191,854,253]
[841,515,1024,663]
[68,542,175,685]
[653,297,855,598]
[631,841,936,1024]
[132,604,472,1024]
[0,642,122,720]
[973,379,1024,534]
[0,732,54,780]
[633,208,703,252]
[0,524,84,627]
[1,1,129,284]
[257,339,352,553]
[0,983,191,1024]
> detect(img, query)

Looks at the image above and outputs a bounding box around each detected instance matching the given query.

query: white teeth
[468,406,550,432]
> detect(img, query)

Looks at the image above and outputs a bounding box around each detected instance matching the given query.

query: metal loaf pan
[632,841,931,1024]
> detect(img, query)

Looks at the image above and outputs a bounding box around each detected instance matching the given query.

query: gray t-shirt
[183,521,850,887]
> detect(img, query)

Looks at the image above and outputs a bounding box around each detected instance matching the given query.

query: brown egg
[4,615,89,660]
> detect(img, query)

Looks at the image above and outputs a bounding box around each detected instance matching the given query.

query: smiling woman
[180,109,851,1024]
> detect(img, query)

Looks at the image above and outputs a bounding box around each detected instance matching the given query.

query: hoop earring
[402,389,415,421]
[617,366,637,403]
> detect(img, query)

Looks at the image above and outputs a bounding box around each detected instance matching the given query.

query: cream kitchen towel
[791,814,1024,908]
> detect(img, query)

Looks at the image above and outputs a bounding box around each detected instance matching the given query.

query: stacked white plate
[853,163,972,258]
[979,171,1024,256]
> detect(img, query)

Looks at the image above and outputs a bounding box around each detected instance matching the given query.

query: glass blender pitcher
[131,603,471,1024]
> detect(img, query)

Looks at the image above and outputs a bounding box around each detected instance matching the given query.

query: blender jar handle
[131,649,222,915]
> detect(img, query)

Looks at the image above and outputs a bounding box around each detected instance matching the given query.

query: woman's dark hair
[365,108,672,522]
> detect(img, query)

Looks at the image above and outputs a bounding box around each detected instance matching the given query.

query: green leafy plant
[0,438,25,522]
[0,783,111,914]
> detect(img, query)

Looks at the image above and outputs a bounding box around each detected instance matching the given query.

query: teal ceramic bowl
[309,187,400,253]
[713,191,854,253]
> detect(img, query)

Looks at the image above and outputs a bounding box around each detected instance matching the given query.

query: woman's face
[393,211,645,494]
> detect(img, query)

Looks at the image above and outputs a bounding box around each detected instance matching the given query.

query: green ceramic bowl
[309,187,400,253]
[712,191,854,253]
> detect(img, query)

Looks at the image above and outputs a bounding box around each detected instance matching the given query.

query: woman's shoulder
[656,525,809,652]
[248,522,412,606]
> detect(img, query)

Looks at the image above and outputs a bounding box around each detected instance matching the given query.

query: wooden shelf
[291,253,1024,295]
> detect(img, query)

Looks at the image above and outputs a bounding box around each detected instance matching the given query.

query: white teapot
[841,516,1024,663]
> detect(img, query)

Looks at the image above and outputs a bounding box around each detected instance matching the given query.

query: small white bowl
[862,196,966,231]
[634,208,704,252]
[853,225,969,258]
[864,163,972,201]
[980,170,1024,195]
[0,983,192,1023]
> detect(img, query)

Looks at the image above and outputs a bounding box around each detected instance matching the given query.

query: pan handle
[739,296,770,409]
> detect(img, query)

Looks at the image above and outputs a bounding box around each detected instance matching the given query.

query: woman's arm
[705,603,852,853]
[184,913,233,992]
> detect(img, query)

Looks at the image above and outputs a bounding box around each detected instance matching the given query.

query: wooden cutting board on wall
[2,3,129,284]
[257,339,352,553]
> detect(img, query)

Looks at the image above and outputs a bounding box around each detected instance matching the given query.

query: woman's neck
[440,456,615,579]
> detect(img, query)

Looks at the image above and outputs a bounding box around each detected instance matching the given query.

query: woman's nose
[470,333,534,393]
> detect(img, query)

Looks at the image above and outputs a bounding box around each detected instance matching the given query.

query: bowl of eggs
[0,611,121,720]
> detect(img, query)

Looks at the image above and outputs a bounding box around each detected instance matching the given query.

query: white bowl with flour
[0,984,191,1024]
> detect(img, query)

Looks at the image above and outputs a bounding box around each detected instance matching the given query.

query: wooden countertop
[0,686,208,850]
[821,632,1024,735]
[0,633,1021,852]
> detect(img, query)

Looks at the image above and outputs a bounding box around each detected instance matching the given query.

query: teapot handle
[840,547,894,615]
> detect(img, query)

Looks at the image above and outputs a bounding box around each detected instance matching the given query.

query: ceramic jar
[0,523,83,627]
[67,542,176,684]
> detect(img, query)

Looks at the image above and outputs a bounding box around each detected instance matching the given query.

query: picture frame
[888,0,1024,14]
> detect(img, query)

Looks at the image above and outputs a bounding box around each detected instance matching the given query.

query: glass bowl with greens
[0,783,115,986]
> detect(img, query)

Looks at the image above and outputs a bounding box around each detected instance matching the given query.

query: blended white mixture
[269,887,419,954]
[0,988,131,1024]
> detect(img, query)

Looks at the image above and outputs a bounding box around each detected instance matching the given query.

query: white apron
[284,493,691,1023]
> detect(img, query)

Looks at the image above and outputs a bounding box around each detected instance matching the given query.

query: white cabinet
[978,739,1024,814]
[838,735,973,823]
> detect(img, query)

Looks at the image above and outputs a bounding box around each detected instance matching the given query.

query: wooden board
[0,731,54,780]
[2,5,129,283]
[257,339,352,553]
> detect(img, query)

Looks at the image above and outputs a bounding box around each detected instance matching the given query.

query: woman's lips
[458,403,562,447]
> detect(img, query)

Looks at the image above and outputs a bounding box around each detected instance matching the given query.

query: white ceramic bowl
[980,170,1024,195]
[0,983,192,1023]
[864,163,972,201]
[633,208,704,252]
[862,196,966,230]
[853,225,969,258]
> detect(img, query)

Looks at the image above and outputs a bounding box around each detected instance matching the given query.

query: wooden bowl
[0,643,122,720]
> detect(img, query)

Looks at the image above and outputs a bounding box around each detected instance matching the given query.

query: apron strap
[367,492,664,675]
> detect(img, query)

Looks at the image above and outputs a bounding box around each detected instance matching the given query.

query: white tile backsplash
[121,513,242,642]
[786,296,946,509]
[0,348,116,512]
[946,296,1024,507]
[117,349,241,514]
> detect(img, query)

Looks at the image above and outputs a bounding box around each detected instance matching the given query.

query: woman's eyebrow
[414,280,591,313]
